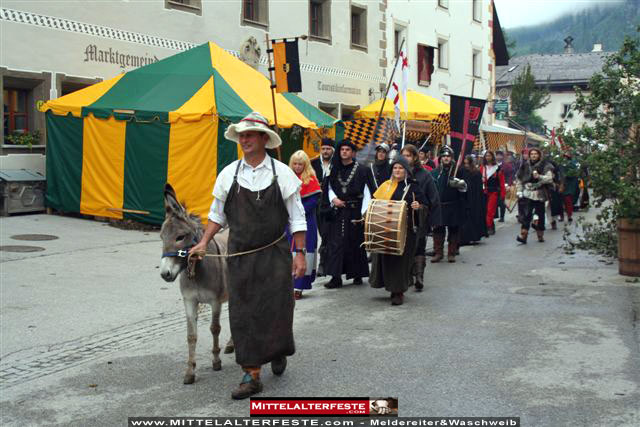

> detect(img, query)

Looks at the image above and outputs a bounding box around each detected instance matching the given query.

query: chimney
[592,43,603,52]
[564,36,574,54]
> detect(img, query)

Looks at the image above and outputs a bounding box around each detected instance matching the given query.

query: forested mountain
[505,0,639,56]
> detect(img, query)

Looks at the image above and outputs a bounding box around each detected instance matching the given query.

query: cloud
[494,0,624,29]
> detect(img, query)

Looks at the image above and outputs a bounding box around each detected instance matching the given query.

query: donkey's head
[159,184,202,282]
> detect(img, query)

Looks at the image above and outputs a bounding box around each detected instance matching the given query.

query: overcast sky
[493,0,625,29]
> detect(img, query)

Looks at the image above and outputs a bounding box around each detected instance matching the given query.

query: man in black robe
[430,145,468,263]
[460,155,487,245]
[311,138,334,275]
[323,139,370,288]
[311,138,334,183]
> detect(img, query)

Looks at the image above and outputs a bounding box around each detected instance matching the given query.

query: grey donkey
[160,184,234,384]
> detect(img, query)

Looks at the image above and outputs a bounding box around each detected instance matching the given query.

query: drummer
[369,155,427,306]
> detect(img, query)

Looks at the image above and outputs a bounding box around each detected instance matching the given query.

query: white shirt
[321,159,332,179]
[208,155,307,233]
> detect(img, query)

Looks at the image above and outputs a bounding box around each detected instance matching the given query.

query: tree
[574,29,640,220]
[560,28,640,257]
[509,64,550,133]
[503,31,517,58]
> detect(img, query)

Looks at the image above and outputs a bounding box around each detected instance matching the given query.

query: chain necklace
[337,163,358,194]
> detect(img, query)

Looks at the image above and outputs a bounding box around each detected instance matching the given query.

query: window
[350,4,367,50]
[3,89,29,138]
[243,0,269,28]
[437,39,449,70]
[310,0,331,41]
[562,104,574,119]
[472,49,482,78]
[341,105,360,121]
[417,44,435,86]
[394,25,406,59]
[164,0,202,15]
[318,102,339,118]
[472,0,481,22]
[438,0,449,9]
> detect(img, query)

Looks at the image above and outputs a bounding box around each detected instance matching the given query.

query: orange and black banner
[343,118,399,150]
[272,40,302,93]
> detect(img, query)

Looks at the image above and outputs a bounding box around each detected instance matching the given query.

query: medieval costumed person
[547,156,565,230]
[369,155,427,305]
[323,139,370,288]
[430,145,468,263]
[560,155,580,224]
[368,143,392,191]
[288,150,322,300]
[311,138,334,184]
[400,144,440,291]
[480,151,506,235]
[515,147,555,244]
[418,147,435,171]
[311,138,334,276]
[494,150,508,222]
[190,112,306,400]
[460,155,487,246]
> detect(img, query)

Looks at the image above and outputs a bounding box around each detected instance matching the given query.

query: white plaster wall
[538,91,589,132]
[385,0,492,104]
[1,0,385,115]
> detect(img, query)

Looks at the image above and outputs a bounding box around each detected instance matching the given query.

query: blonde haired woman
[288,150,322,299]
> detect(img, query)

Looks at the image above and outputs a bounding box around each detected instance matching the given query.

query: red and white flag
[388,45,408,131]
[551,128,565,150]
[399,45,409,117]
[388,81,401,130]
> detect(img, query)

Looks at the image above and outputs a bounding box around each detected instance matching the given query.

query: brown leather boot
[231,371,263,400]
[447,238,458,263]
[536,230,545,242]
[431,233,445,263]
[516,228,528,244]
[414,256,426,291]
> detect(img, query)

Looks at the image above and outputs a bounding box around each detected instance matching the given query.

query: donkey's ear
[164,183,184,215]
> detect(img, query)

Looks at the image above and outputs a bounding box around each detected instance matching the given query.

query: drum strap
[401,183,411,201]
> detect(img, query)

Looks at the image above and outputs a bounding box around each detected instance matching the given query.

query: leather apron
[223,158,295,366]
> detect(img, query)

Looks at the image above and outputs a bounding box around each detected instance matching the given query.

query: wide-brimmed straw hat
[224,112,282,149]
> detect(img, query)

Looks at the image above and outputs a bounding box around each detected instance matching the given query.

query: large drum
[363,199,408,256]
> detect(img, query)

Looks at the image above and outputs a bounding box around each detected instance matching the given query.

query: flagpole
[370,38,405,152]
[265,33,282,160]
[453,80,479,177]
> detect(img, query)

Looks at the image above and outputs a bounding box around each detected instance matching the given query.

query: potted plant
[563,30,640,276]
[5,130,41,149]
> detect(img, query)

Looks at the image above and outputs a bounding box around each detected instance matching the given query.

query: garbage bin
[0,169,46,216]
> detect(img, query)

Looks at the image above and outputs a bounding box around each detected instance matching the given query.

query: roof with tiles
[496,51,614,87]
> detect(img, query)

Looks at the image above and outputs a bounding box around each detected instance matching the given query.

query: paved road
[1,211,639,426]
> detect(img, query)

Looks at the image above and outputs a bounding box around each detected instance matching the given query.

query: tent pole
[265,33,282,160]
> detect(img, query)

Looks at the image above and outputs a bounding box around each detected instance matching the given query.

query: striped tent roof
[41,41,337,128]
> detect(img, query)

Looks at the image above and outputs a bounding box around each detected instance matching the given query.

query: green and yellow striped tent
[41,41,337,224]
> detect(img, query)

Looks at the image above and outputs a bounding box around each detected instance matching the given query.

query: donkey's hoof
[183,373,195,384]
[212,360,222,371]
[224,345,235,354]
